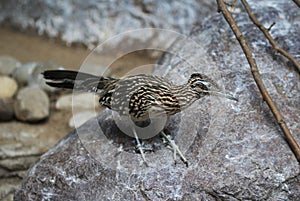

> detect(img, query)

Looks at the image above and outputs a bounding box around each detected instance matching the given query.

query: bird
[43,70,237,166]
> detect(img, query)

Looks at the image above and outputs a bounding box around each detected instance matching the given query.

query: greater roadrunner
[43,70,237,166]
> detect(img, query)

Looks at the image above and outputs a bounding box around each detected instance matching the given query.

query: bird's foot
[134,142,153,153]
[161,131,188,167]
[134,142,149,167]
[132,127,150,166]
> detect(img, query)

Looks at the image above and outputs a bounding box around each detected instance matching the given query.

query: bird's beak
[209,91,238,102]
[197,80,238,101]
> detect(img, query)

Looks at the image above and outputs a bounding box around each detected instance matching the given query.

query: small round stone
[0,76,18,98]
[14,87,50,122]
[0,56,20,75]
[12,62,39,86]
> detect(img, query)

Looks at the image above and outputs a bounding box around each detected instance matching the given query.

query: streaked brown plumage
[43,70,237,166]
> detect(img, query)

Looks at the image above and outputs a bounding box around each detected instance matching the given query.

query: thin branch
[224,0,237,11]
[216,0,300,162]
[292,0,300,7]
[241,0,300,72]
[266,22,275,31]
[224,0,236,7]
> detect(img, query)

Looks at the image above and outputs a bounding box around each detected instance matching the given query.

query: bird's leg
[132,127,148,166]
[161,131,188,167]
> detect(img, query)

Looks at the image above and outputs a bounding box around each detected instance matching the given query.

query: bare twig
[224,0,237,11]
[216,0,300,162]
[266,22,275,31]
[241,0,300,72]
[224,0,236,7]
[292,0,300,7]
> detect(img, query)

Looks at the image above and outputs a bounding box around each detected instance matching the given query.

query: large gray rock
[0,0,215,50]
[14,1,300,200]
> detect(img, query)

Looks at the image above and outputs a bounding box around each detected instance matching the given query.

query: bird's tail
[43,70,116,93]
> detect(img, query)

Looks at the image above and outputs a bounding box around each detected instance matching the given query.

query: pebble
[56,93,99,110]
[0,98,14,121]
[0,56,20,75]
[14,87,50,122]
[68,111,97,128]
[12,62,39,86]
[0,76,18,98]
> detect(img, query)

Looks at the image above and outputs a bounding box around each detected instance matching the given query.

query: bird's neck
[171,84,199,110]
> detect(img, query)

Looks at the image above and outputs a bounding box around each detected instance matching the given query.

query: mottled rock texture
[14,0,299,200]
[0,0,215,50]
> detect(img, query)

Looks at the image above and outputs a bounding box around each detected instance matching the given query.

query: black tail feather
[43,70,117,92]
[45,81,75,89]
[43,70,98,81]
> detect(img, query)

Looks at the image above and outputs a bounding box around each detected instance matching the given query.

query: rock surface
[0,0,215,50]
[0,76,18,98]
[0,115,70,201]
[14,87,50,122]
[14,1,300,200]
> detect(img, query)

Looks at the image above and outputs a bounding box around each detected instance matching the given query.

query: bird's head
[188,73,238,101]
